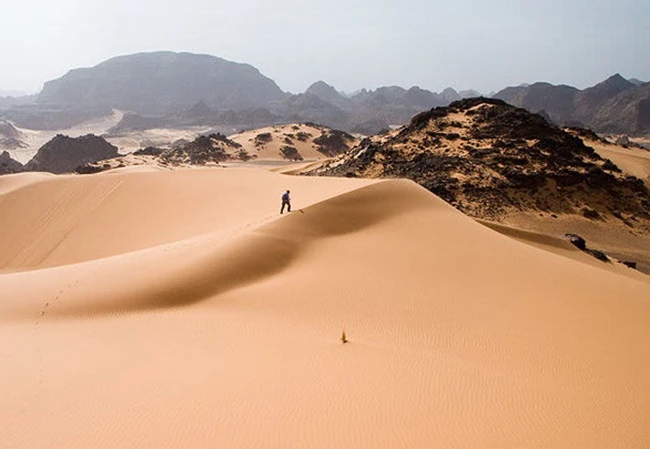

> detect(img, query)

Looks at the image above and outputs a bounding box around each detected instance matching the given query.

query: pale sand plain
[1,167,650,448]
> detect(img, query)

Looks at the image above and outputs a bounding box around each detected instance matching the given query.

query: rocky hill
[78,123,358,173]
[25,134,119,174]
[160,134,248,165]
[37,52,287,115]
[306,98,650,227]
[76,133,253,173]
[0,151,23,175]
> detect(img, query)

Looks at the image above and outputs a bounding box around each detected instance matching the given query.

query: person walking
[280,190,291,214]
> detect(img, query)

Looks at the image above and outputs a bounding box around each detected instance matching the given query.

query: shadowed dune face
[1,168,650,448]
[0,168,376,271]
[0,180,436,318]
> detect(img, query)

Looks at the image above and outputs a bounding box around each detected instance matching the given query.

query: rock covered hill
[37,52,287,115]
[306,98,650,226]
[0,151,23,175]
[25,134,119,174]
[230,123,358,161]
[76,123,358,173]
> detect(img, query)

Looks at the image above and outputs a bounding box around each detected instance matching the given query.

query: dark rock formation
[622,261,637,269]
[25,134,119,174]
[280,146,302,161]
[313,129,355,157]
[0,151,24,175]
[565,234,587,250]
[161,134,242,165]
[307,98,650,224]
[133,147,165,156]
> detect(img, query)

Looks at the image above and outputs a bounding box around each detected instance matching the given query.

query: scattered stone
[589,249,610,262]
[565,234,587,250]
[581,207,602,220]
[280,146,303,161]
[615,135,630,147]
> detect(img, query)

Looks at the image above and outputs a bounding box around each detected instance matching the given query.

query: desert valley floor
[1,166,650,448]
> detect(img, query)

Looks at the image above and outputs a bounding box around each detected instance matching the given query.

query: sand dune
[589,139,650,186]
[1,167,650,448]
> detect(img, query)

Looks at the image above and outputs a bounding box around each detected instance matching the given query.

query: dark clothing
[281,192,291,214]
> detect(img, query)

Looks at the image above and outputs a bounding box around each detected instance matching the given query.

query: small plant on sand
[341,330,348,344]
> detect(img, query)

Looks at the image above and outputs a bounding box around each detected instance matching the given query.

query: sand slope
[1,168,650,448]
[588,139,650,186]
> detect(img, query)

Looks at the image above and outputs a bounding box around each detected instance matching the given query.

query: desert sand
[588,138,650,186]
[1,167,650,448]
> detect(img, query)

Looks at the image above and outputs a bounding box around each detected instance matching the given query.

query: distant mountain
[459,89,482,98]
[8,51,649,137]
[573,74,635,123]
[0,90,27,97]
[305,81,352,110]
[494,74,650,135]
[0,119,28,150]
[440,88,461,103]
[0,94,36,110]
[494,82,580,124]
[589,83,650,135]
[629,78,646,86]
[37,52,287,115]
[25,134,119,174]
[0,119,21,139]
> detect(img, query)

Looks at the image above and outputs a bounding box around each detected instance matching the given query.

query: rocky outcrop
[307,98,650,225]
[25,134,119,174]
[313,129,356,157]
[0,151,24,175]
[160,134,246,165]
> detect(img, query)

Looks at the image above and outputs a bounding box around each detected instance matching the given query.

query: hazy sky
[2,0,648,95]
